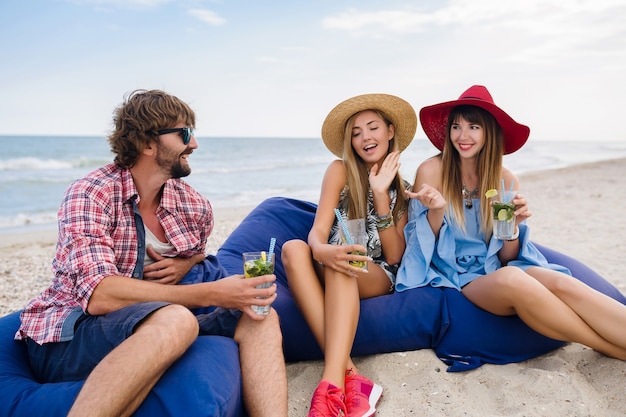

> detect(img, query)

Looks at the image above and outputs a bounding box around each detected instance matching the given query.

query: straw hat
[419,85,530,155]
[321,94,417,158]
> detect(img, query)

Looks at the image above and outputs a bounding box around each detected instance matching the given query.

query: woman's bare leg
[527,266,626,348]
[320,268,360,386]
[282,239,392,386]
[462,266,626,359]
[282,240,327,351]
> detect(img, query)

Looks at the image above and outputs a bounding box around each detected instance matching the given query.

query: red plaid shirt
[16,164,213,344]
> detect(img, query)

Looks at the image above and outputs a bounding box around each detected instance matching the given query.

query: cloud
[322,8,432,34]
[188,8,227,26]
[257,56,281,63]
[321,0,626,66]
[66,0,171,8]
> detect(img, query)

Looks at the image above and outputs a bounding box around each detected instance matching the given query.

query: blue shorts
[26,302,242,383]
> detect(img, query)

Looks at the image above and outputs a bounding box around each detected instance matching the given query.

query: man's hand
[143,247,200,284]
[211,275,278,320]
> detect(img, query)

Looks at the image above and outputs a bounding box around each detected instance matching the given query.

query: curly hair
[108,89,196,168]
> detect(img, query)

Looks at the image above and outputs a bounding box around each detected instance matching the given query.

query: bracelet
[375,213,394,230]
[504,227,520,241]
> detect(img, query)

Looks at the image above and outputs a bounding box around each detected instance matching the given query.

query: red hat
[419,85,530,155]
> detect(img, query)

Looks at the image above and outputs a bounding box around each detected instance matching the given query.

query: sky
[1,0,625,142]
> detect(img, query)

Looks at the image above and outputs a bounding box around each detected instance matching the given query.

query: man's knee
[140,304,199,341]
[234,309,282,345]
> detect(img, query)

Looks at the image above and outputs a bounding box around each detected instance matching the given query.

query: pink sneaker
[344,370,383,417]
[308,380,348,417]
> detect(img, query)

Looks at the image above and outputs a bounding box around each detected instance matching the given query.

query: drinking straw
[334,209,354,244]
[268,237,276,262]
[509,180,515,192]
[501,179,505,194]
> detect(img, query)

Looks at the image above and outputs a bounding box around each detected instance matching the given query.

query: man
[15,89,288,417]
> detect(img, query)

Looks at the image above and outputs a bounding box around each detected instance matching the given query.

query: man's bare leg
[236,309,288,417]
[68,305,198,417]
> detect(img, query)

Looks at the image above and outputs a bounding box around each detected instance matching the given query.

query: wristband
[375,213,394,230]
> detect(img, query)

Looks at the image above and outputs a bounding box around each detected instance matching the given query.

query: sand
[1,158,625,416]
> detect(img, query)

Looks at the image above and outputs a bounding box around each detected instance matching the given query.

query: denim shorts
[26,302,242,383]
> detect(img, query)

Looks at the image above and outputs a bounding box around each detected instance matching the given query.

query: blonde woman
[282,94,416,417]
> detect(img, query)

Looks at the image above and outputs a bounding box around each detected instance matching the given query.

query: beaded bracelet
[375,213,394,230]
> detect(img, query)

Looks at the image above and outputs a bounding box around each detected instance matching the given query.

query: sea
[2,135,626,235]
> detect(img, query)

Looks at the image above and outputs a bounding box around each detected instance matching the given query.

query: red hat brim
[419,85,530,155]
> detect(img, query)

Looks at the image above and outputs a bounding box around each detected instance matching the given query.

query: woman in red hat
[282,93,417,417]
[396,85,626,360]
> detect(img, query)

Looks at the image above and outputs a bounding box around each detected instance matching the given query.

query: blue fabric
[217,197,626,371]
[0,260,247,416]
[1,322,245,417]
[26,302,170,382]
[3,196,626,414]
[435,244,626,371]
[180,254,230,317]
[396,198,570,291]
[217,197,445,360]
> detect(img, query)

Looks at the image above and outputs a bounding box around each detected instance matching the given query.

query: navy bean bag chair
[0,259,246,417]
[2,197,625,415]
[216,197,626,372]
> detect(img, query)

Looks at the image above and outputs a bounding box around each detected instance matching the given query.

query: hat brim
[419,98,530,155]
[321,94,417,158]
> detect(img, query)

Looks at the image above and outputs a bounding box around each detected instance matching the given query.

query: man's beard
[156,143,191,179]
[170,159,191,178]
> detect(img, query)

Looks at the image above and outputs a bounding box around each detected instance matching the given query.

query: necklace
[462,185,479,209]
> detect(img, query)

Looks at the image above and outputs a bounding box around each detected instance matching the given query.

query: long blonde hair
[441,105,503,238]
[341,110,409,221]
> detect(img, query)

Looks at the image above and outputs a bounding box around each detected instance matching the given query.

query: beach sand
[1,158,625,416]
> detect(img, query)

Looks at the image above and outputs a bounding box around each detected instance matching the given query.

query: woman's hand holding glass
[511,193,532,227]
[315,242,369,277]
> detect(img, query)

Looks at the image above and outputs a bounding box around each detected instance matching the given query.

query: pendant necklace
[462,185,479,209]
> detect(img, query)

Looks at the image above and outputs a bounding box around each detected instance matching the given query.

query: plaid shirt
[16,163,213,344]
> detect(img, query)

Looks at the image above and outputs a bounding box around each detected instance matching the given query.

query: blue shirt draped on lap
[396,198,570,292]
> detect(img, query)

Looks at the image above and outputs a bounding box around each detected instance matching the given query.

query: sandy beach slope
[1,158,625,416]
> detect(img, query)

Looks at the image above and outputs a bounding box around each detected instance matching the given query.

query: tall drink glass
[338,218,368,270]
[492,190,517,240]
[242,251,275,315]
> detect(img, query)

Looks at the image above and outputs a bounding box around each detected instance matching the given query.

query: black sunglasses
[157,127,195,145]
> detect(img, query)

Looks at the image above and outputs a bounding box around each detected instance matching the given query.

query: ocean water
[2,135,626,233]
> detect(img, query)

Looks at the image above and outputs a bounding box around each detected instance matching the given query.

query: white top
[144,227,175,266]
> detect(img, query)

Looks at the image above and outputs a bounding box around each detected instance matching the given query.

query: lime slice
[261,251,266,262]
[485,189,498,198]
[497,209,509,221]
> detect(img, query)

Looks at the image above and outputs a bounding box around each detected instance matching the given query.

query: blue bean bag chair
[216,197,626,371]
[2,197,625,415]
[0,259,246,417]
